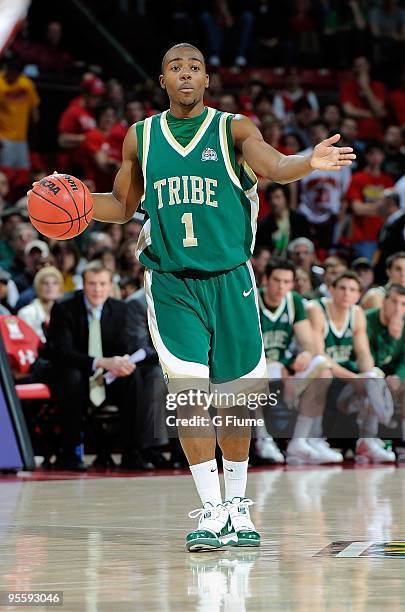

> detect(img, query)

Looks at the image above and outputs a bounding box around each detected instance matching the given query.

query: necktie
[88,307,106,407]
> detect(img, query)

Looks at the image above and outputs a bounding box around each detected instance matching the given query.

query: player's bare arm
[352,306,375,373]
[307,302,357,379]
[92,125,144,224]
[293,319,316,355]
[231,115,356,184]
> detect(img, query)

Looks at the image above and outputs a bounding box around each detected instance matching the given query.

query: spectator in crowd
[369,0,405,72]
[218,92,240,115]
[322,103,342,133]
[82,104,121,192]
[351,257,375,297]
[314,256,348,299]
[120,277,139,300]
[250,245,271,286]
[51,241,82,293]
[285,98,315,149]
[0,268,13,314]
[0,171,11,213]
[18,266,64,343]
[118,238,141,280]
[58,76,106,174]
[297,119,352,249]
[256,184,311,256]
[374,191,405,283]
[339,117,364,172]
[283,131,306,155]
[106,78,125,120]
[34,21,75,74]
[382,125,405,182]
[8,223,38,282]
[90,246,121,298]
[340,56,387,141]
[252,91,276,124]
[287,237,323,288]
[289,0,322,64]
[47,261,137,471]
[204,71,224,108]
[361,251,405,309]
[13,239,49,293]
[261,117,291,154]
[0,208,27,271]
[346,141,395,259]
[294,266,315,299]
[273,67,319,124]
[122,218,143,241]
[103,223,123,251]
[198,0,255,67]
[389,66,405,127]
[0,54,40,180]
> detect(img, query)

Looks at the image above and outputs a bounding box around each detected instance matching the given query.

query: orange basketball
[27,173,94,240]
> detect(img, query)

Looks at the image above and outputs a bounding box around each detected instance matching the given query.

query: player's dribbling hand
[310,134,356,172]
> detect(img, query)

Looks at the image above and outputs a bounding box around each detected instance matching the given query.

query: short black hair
[385,283,405,298]
[364,141,384,155]
[332,270,361,290]
[386,251,405,269]
[265,183,289,202]
[265,258,296,279]
[161,43,205,73]
[293,97,312,114]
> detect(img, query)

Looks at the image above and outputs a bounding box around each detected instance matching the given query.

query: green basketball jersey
[318,297,357,372]
[259,290,307,366]
[366,308,405,378]
[135,107,258,272]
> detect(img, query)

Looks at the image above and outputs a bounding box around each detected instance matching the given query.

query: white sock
[402,419,405,442]
[223,457,249,502]
[293,414,314,439]
[189,459,222,507]
[361,415,378,439]
[310,415,323,439]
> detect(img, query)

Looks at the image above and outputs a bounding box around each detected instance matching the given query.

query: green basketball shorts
[144,262,267,404]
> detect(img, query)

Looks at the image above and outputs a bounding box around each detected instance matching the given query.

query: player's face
[331,279,360,308]
[160,49,208,107]
[388,259,405,286]
[266,270,294,303]
[384,292,405,321]
[83,271,113,307]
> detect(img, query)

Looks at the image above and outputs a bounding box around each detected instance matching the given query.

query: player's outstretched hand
[310,134,356,171]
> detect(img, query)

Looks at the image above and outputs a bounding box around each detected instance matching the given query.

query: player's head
[330,271,361,308]
[82,260,113,307]
[386,252,405,286]
[264,259,296,302]
[383,284,405,321]
[159,43,208,107]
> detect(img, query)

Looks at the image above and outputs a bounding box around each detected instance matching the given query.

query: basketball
[27,173,94,240]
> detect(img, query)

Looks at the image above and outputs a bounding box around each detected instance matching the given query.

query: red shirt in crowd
[389,88,405,126]
[58,100,96,168]
[339,80,386,140]
[82,125,123,192]
[346,170,394,243]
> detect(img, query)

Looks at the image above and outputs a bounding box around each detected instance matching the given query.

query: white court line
[336,542,373,557]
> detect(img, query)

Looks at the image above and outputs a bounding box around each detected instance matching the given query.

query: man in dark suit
[374,191,405,284]
[256,184,311,256]
[47,261,136,470]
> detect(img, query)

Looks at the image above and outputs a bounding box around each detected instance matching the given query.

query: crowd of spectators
[0,2,404,470]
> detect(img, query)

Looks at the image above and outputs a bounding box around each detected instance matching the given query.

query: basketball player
[90,43,356,551]
[366,285,405,461]
[361,252,405,310]
[307,272,395,463]
[257,259,338,465]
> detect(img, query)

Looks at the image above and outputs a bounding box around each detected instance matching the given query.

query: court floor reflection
[0,466,404,610]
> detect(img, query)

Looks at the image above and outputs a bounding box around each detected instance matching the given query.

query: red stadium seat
[0,315,51,399]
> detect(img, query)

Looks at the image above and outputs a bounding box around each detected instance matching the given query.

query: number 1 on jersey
[181,212,198,247]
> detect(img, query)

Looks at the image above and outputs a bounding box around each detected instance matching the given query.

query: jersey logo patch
[280,314,289,323]
[344,330,353,338]
[201,147,218,161]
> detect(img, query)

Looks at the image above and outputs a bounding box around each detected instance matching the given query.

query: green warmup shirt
[258,290,307,366]
[318,297,358,372]
[366,308,405,379]
[135,106,258,273]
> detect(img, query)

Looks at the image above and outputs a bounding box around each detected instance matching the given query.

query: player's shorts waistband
[154,263,246,280]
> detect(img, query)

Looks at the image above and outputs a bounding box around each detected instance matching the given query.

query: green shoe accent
[218,515,238,545]
[186,529,222,552]
[230,530,261,547]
